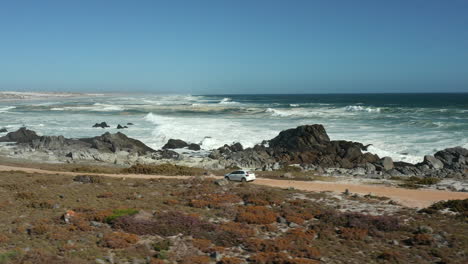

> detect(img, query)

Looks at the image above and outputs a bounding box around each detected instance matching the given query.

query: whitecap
[218,98,239,105]
[0,106,15,113]
[345,105,381,113]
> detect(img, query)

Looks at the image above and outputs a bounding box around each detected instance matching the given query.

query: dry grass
[0,169,467,263]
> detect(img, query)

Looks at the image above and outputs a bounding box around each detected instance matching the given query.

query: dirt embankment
[1,164,467,208]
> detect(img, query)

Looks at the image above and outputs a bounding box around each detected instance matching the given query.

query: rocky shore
[1,124,467,183]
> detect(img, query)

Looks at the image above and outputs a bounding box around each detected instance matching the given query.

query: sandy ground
[1,164,467,208]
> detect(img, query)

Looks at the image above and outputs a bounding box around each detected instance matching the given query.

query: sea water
[0,93,467,164]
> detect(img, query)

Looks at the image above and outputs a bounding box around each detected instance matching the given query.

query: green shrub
[105,209,139,223]
[0,251,18,264]
[426,199,468,214]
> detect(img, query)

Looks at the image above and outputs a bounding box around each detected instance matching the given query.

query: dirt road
[1,164,467,208]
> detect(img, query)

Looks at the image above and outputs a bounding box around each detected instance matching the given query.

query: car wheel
[241,177,246,182]
[225,176,230,181]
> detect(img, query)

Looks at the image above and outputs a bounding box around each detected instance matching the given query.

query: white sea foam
[51,103,124,112]
[143,112,281,150]
[290,104,299,107]
[0,106,15,113]
[345,105,381,113]
[218,97,239,105]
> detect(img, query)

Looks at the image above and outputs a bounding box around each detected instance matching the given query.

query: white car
[224,170,256,182]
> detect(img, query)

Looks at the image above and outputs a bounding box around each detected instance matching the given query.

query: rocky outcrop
[188,143,201,151]
[80,132,155,155]
[0,128,7,133]
[162,139,188,149]
[92,122,110,128]
[117,124,128,129]
[434,147,468,170]
[215,125,379,170]
[0,127,40,143]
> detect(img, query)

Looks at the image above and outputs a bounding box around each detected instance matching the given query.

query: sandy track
[1,165,467,208]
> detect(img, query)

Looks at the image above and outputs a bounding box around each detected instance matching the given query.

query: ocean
[1,92,467,164]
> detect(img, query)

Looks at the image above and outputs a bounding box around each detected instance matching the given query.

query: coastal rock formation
[0,128,155,164]
[162,139,188,149]
[188,143,201,151]
[0,128,7,133]
[117,124,128,129]
[0,127,40,143]
[0,125,467,180]
[215,124,379,170]
[92,122,110,128]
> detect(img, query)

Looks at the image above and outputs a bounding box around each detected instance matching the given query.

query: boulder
[188,143,201,151]
[117,124,128,129]
[80,132,155,155]
[423,155,444,170]
[230,142,244,152]
[127,123,134,125]
[381,157,394,171]
[0,127,40,143]
[162,139,188,149]
[0,128,7,133]
[269,124,330,151]
[73,175,100,184]
[434,147,468,170]
[92,122,110,128]
[152,149,180,160]
[214,178,229,186]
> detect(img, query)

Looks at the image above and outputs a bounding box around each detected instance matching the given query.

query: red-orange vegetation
[237,206,277,224]
[192,238,212,252]
[101,232,139,248]
[339,227,368,240]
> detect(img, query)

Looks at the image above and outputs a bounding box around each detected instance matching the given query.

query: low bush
[399,176,441,189]
[237,206,277,225]
[122,163,205,176]
[248,252,291,264]
[181,255,211,264]
[427,199,468,214]
[377,251,403,263]
[218,257,244,264]
[192,238,212,252]
[0,251,17,264]
[101,232,139,248]
[410,233,433,246]
[105,208,139,223]
[113,211,218,240]
[318,211,400,233]
[189,193,242,209]
[339,227,368,240]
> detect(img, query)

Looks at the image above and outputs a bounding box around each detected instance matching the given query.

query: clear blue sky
[1,0,467,94]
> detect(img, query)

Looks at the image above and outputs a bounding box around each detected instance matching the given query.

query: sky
[0,0,467,94]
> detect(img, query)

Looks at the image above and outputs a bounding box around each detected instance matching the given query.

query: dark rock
[0,128,7,133]
[127,123,134,125]
[231,142,244,152]
[188,143,201,151]
[434,147,468,170]
[269,124,330,151]
[92,122,110,128]
[217,125,380,170]
[116,124,128,129]
[0,127,40,143]
[79,132,155,154]
[162,139,188,149]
